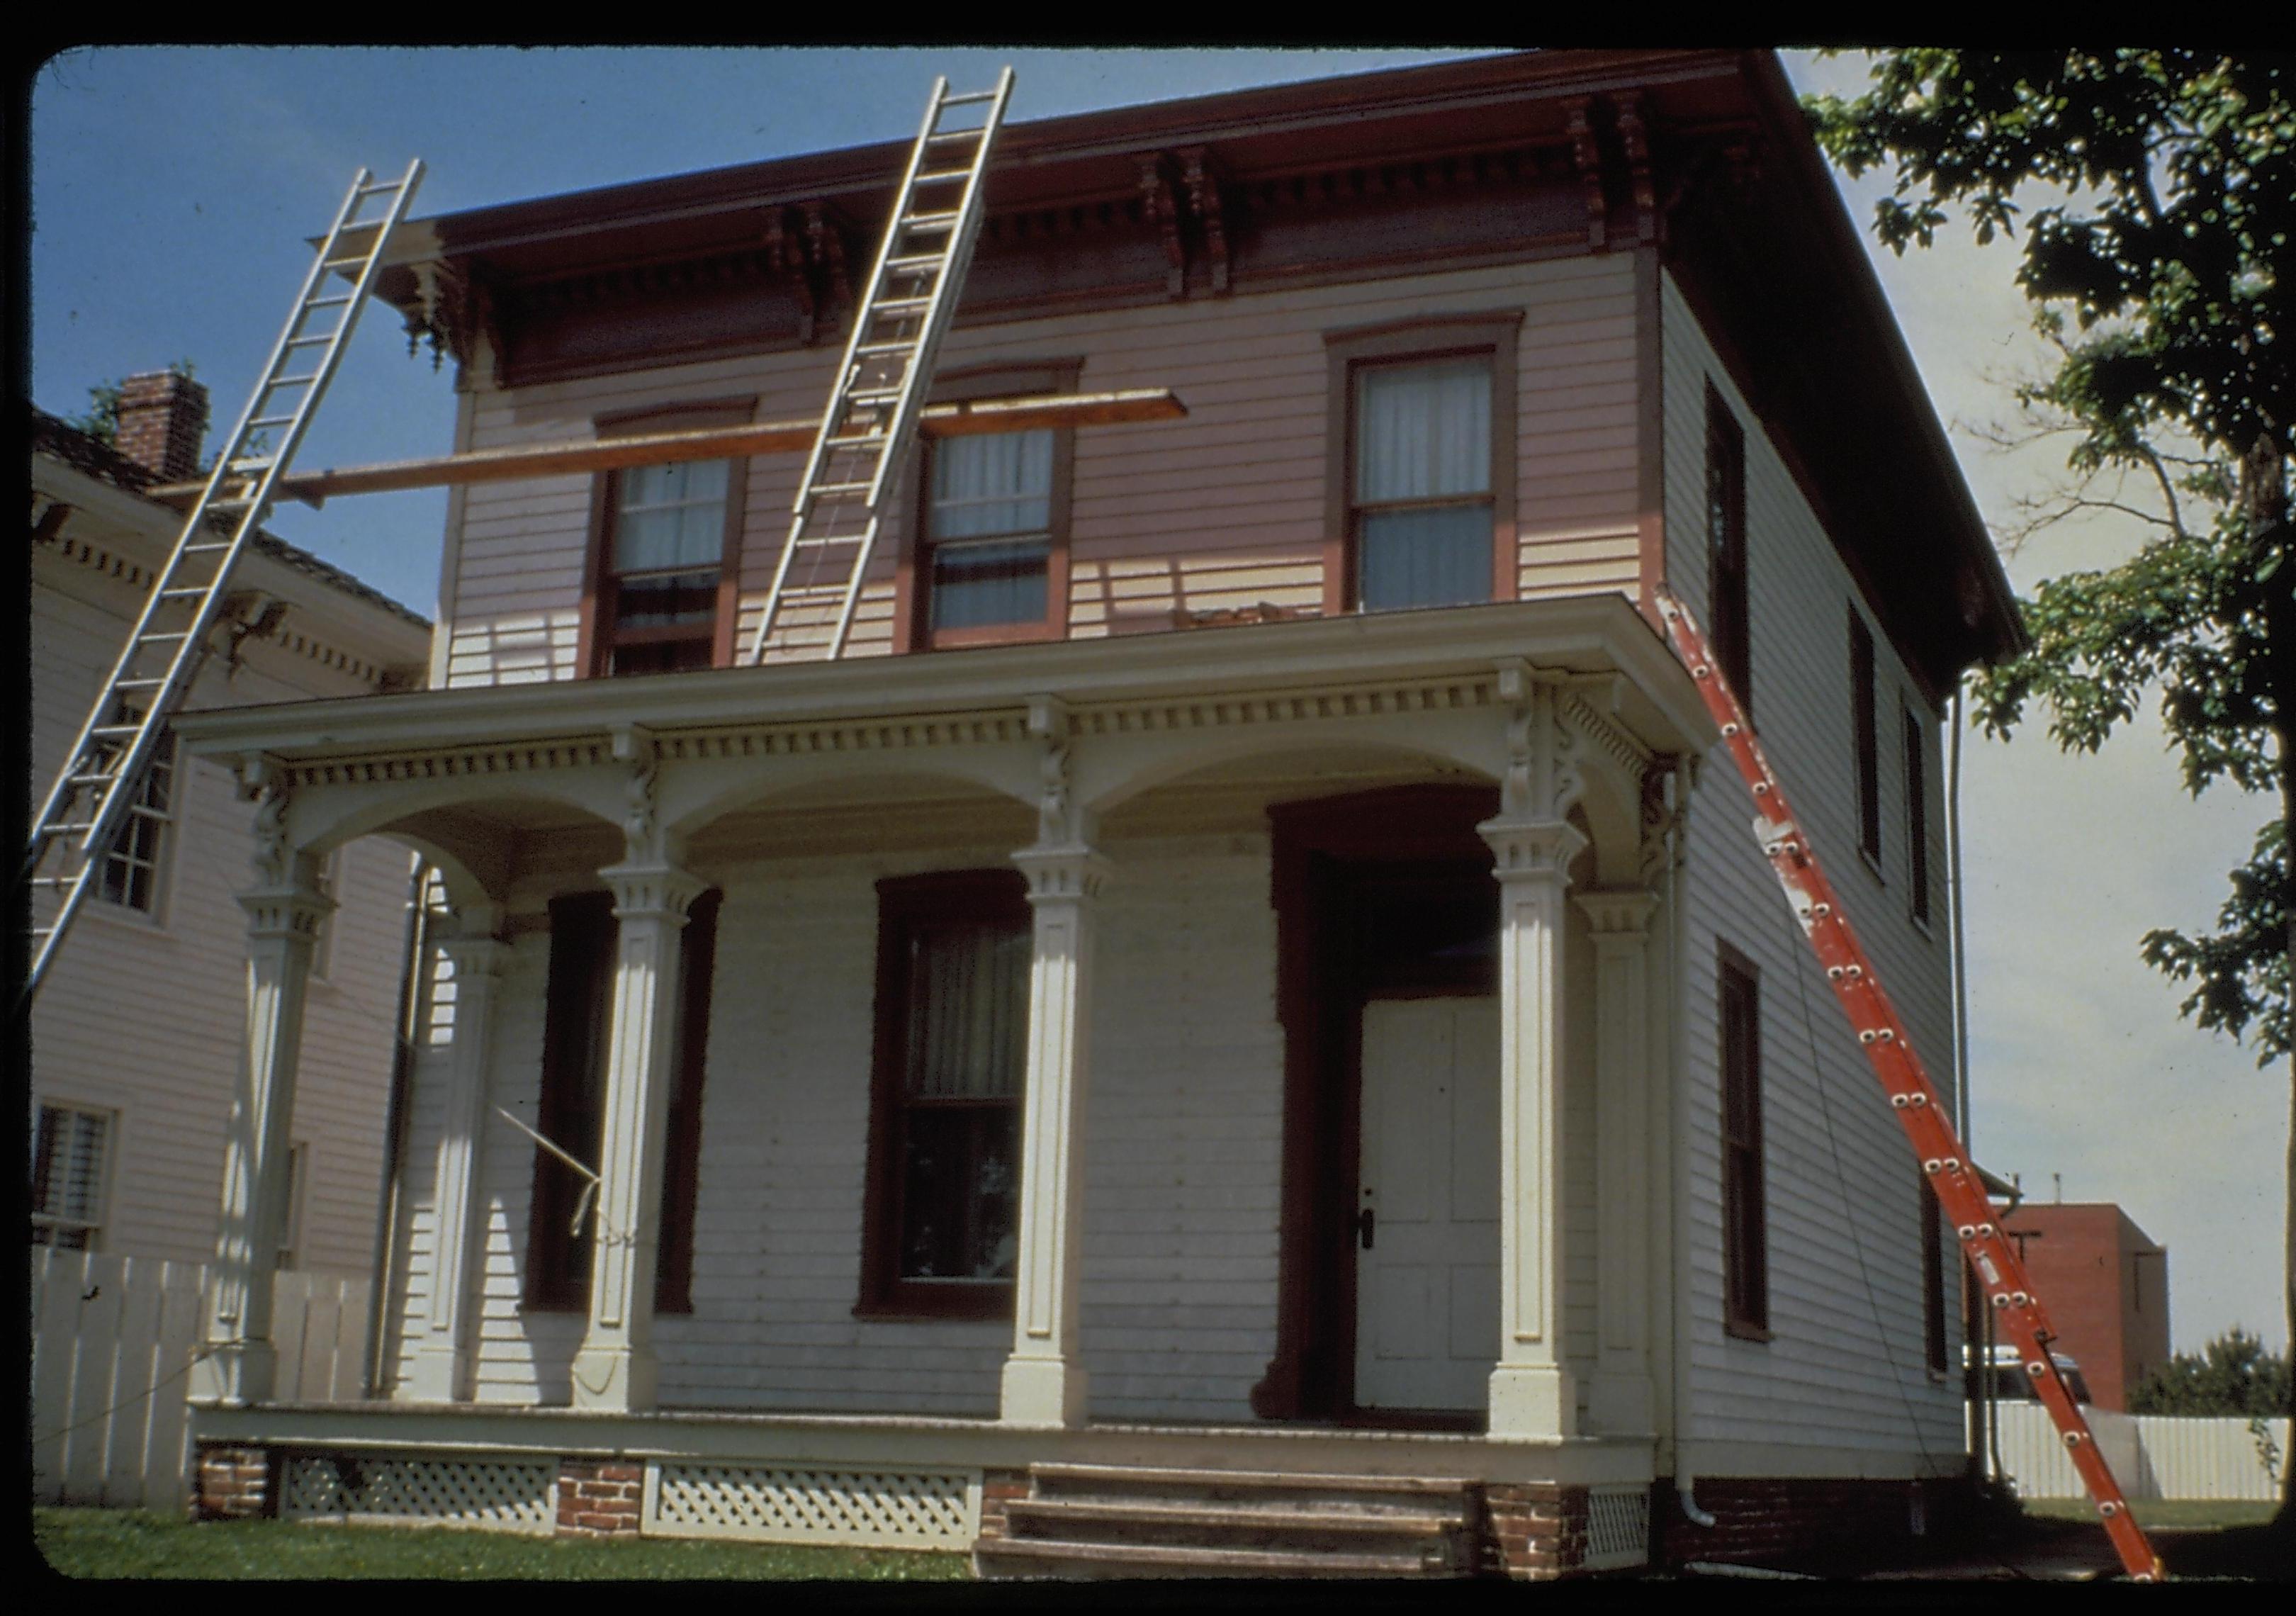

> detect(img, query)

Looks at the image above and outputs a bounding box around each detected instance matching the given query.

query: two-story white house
[30,380,430,1282]
[171,50,2022,1576]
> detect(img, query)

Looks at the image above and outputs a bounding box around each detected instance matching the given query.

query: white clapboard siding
[1660,269,1965,1467]
[28,1247,372,1511]
[439,254,1642,685]
[394,831,1606,1424]
[1992,1403,2291,1501]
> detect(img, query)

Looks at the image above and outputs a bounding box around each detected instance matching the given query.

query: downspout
[1947,688,1986,1483]
[362,856,432,1399]
[1665,761,1716,1530]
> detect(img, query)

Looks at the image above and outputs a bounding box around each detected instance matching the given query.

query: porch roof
[173,593,1717,770]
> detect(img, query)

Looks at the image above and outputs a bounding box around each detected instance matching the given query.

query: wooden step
[1028,1461,1472,1497]
[1006,1497,1467,1537]
[975,1535,1444,1580]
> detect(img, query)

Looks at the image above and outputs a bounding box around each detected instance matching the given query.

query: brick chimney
[113,370,210,481]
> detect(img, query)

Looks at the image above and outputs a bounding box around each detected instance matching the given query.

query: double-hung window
[95,714,173,915]
[858,870,1031,1318]
[1903,705,1933,926]
[1718,945,1769,1340]
[1706,388,1750,714]
[584,399,753,677]
[1325,316,1518,616]
[1850,610,1881,868]
[907,361,1078,649]
[31,1101,112,1250]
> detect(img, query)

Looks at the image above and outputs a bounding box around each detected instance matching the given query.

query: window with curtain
[596,458,734,675]
[925,430,1054,635]
[860,870,1031,1317]
[1353,357,1494,611]
[31,1102,111,1250]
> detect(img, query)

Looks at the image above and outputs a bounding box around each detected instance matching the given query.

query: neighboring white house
[169,51,2025,1576]
[29,380,432,1279]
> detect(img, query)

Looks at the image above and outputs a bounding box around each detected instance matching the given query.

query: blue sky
[28,47,2283,1355]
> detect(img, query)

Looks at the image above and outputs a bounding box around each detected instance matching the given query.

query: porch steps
[973,1461,1482,1579]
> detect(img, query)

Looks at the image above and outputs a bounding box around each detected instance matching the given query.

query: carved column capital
[1013,846,1113,905]
[437,928,512,981]
[1574,887,1659,943]
[1479,817,1587,884]
[597,860,708,923]
[238,882,334,943]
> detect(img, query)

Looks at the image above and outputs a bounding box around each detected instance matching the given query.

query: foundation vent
[648,1463,979,1549]
[1583,1484,1650,1571]
[281,1455,556,1534]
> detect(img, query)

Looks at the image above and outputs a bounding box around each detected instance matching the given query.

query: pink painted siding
[438,254,1643,685]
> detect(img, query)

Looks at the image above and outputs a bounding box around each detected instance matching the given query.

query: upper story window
[1324,315,1519,617]
[1903,704,1932,926]
[583,398,754,678]
[858,870,1031,1318]
[97,716,173,916]
[904,361,1079,651]
[31,1101,112,1250]
[1705,387,1750,714]
[1850,609,1881,868]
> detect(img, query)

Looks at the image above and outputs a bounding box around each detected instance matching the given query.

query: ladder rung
[45,822,99,838]
[807,481,874,498]
[114,678,165,690]
[307,294,354,309]
[925,128,981,143]
[266,373,322,389]
[183,543,235,556]
[886,255,945,273]
[912,169,973,185]
[68,772,122,787]
[88,725,140,739]
[29,875,78,890]
[138,632,191,644]
[851,341,919,357]
[158,587,209,601]
[824,434,887,449]
[284,332,335,347]
[869,298,933,316]
[791,534,864,549]
[356,180,405,196]
[846,388,906,405]
[248,415,298,430]
[940,89,999,106]
[902,211,962,231]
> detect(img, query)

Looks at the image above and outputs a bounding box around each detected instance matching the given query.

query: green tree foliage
[1805,47,2293,1524]
[2129,1328,2292,1418]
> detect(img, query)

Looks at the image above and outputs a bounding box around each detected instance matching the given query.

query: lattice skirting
[280,1455,556,1535]
[646,1462,981,1549]
[1582,1484,1651,1571]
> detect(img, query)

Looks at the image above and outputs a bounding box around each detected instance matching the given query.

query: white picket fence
[1993,1403,2291,1502]
[28,1246,373,1512]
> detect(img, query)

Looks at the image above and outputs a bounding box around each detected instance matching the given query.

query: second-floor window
[1706,387,1750,714]
[1850,609,1881,867]
[97,717,173,916]
[1324,315,1519,619]
[583,397,755,677]
[1354,357,1494,610]
[925,430,1056,635]
[1903,705,1932,926]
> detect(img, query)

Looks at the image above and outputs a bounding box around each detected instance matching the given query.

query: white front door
[1354,997,1501,1413]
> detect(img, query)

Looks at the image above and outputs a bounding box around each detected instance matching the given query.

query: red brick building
[1999,1203,2170,1411]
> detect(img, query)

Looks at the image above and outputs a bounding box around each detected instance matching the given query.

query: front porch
[174,596,1715,1576]
[188,1398,1660,1576]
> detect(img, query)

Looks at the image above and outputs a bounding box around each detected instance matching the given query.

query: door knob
[1357,1206,1375,1250]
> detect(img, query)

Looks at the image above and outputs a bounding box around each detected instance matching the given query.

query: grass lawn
[32,1509,974,1581]
[2020,1498,2278,1531]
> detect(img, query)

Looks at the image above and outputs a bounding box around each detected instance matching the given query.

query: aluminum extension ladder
[747,69,1016,665]
[1653,590,2165,1581]
[21,160,424,1010]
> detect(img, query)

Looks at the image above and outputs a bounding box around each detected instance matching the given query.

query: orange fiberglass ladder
[1653,590,2165,1583]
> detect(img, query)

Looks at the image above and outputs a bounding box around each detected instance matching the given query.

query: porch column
[1000,843,1111,1428]
[193,869,334,1405]
[1480,815,1586,1439]
[400,915,509,1403]
[568,859,707,1413]
[1576,888,1659,1435]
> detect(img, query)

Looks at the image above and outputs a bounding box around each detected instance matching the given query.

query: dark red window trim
[580,395,756,678]
[1322,313,1521,619]
[1718,942,1769,1342]
[894,359,1081,655]
[855,867,1031,1322]
[523,887,719,1315]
